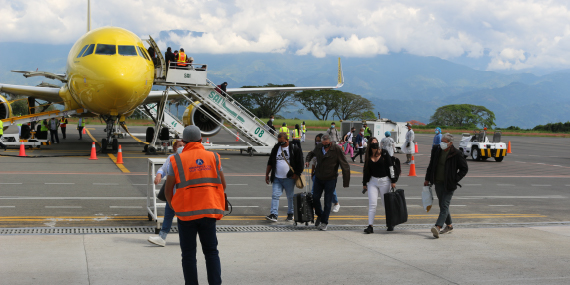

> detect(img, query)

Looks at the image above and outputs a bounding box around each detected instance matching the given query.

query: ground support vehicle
[458,130,507,162]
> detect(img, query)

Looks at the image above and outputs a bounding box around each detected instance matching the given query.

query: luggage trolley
[146,158,176,234]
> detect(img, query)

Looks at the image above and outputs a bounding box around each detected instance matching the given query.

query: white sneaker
[332,203,340,213]
[148,236,166,247]
[319,223,328,231]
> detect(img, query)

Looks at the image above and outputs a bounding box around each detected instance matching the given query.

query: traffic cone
[89,142,98,160]
[408,156,417,177]
[507,141,512,154]
[206,138,210,144]
[236,132,240,142]
[415,142,419,153]
[82,127,86,135]
[116,145,124,164]
[18,142,26,157]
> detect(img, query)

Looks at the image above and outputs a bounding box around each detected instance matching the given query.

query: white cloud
[1,0,570,71]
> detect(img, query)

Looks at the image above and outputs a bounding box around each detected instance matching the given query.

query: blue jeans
[271,178,295,216]
[178,217,221,285]
[313,177,338,224]
[312,176,338,204]
[159,203,175,240]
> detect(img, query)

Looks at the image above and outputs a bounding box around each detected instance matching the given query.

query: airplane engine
[0,95,13,127]
[182,102,223,137]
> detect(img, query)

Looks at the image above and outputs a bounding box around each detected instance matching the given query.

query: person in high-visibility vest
[363,123,372,140]
[301,121,307,142]
[164,125,226,284]
[40,119,49,140]
[77,118,85,140]
[176,48,187,67]
[60,116,68,139]
[0,119,7,150]
[292,124,302,152]
[279,122,289,140]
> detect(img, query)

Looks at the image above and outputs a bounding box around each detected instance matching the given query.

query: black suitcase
[384,188,408,227]
[293,192,314,226]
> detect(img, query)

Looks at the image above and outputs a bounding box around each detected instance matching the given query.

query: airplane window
[82,44,95,57]
[137,46,150,61]
[118,45,137,56]
[95,44,117,55]
[76,45,89,58]
[136,46,147,60]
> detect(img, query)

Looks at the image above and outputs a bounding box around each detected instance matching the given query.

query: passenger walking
[310,134,340,213]
[267,115,276,135]
[49,118,60,144]
[403,123,415,164]
[279,122,289,140]
[326,122,340,143]
[265,132,304,222]
[164,126,226,285]
[60,117,68,139]
[147,140,186,247]
[351,128,365,163]
[362,137,398,233]
[343,127,355,158]
[0,119,7,150]
[433,127,442,150]
[301,121,307,142]
[291,124,302,152]
[305,135,350,231]
[424,133,468,238]
[77,118,85,140]
[380,131,396,157]
[363,123,372,140]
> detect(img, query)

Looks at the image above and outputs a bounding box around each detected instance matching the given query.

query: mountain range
[1,38,569,129]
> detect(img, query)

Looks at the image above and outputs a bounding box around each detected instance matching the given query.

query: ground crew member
[77,118,85,140]
[177,48,187,67]
[165,125,226,285]
[363,123,372,140]
[0,119,7,150]
[403,123,415,164]
[279,122,289,140]
[60,117,68,139]
[49,118,60,144]
[40,119,49,140]
[292,124,302,151]
[301,121,307,142]
[17,123,22,138]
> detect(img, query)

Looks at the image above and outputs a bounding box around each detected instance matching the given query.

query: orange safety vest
[177,52,187,66]
[170,143,225,221]
[60,118,67,127]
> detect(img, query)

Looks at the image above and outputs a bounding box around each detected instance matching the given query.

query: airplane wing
[0,83,61,102]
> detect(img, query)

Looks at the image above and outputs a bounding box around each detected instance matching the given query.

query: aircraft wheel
[494,156,504,162]
[143,144,149,153]
[471,146,481,161]
[148,146,157,155]
[145,127,154,143]
[101,139,108,153]
[112,139,119,151]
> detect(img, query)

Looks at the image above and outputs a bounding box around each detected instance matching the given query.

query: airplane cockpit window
[136,46,148,60]
[95,44,117,55]
[118,45,137,56]
[76,45,89,58]
[137,46,150,61]
[82,44,95,57]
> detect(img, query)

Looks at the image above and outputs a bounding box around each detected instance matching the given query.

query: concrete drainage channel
[0,222,569,235]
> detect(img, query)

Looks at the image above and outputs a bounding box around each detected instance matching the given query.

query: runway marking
[85,128,130,173]
[227,184,248,186]
[93,183,120,186]
[532,185,551,187]
[132,184,147,186]
[450,205,466,206]
[497,184,515,186]
[0,183,22,185]
[537,163,545,165]
[463,184,482,186]
[44,183,75,185]
[515,161,527,163]
[45,206,82,209]
[489,205,514,207]
[109,206,142,209]
[529,155,539,157]
[0,206,15,208]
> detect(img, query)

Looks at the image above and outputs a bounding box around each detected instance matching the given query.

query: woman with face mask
[362,137,398,234]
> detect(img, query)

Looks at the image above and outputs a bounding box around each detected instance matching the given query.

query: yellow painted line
[107,153,130,173]
[338,169,362,174]
[85,127,100,146]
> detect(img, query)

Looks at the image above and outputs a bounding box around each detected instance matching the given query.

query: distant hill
[1,39,570,128]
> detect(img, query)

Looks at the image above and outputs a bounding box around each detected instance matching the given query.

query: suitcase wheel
[294,222,298,226]
[305,222,309,226]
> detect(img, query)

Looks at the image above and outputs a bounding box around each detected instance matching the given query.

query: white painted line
[227,184,248,186]
[450,205,466,206]
[463,184,482,186]
[515,161,527,163]
[0,206,15,208]
[45,206,82,209]
[552,165,562,167]
[0,183,23,185]
[532,185,551,187]
[45,183,75,185]
[497,184,515,186]
[231,206,259,208]
[489,205,514,207]
[529,155,539,157]
[537,163,545,165]
[132,184,147,186]
[93,183,120,186]
[109,206,143,209]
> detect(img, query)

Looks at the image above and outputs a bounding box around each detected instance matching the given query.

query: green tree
[359,110,377,121]
[332,92,374,120]
[430,104,496,128]
[232,84,297,118]
[295,90,343,120]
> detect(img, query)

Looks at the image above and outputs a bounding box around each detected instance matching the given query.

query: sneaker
[147,236,166,247]
[440,225,453,234]
[351,156,355,162]
[265,214,278,222]
[319,223,328,231]
[364,225,373,234]
[431,226,440,238]
[315,217,321,227]
[332,203,340,213]
[286,214,293,222]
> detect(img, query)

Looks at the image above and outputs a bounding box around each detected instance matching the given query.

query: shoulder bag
[281,149,306,189]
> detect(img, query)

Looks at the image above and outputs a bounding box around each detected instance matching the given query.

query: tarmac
[1,225,570,284]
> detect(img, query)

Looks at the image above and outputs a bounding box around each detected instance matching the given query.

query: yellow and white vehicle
[458,129,507,162]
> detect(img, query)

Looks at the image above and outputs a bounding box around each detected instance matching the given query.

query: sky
[1,0,570,72]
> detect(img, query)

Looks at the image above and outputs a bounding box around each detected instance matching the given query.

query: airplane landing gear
[101,117,118,153]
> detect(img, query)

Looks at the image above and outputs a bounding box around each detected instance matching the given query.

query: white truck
[458,129,507,162]
[340,119,408,151]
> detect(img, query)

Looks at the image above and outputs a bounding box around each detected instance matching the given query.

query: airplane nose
[101,68,148,113]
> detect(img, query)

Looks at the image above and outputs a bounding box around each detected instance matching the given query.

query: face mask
[279,141,286,146]
[440,142,448,149]
[315,141,321,145]
[322,143,330,148]
[177,146,184,154]
[371,142,379,149]
[331,125,335,128]
[271,119,274,121]
[435,130,439,134]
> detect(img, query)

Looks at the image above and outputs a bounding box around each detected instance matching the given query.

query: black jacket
[267,143,304,183]
[306,143,350,187]
[165,51,175,65]
[425,145,468,191]
[363,149,398,185]
[267,120,276,131]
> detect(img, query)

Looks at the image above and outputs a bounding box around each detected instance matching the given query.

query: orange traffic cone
[206,138,210,144]
[507,141,512,154]
[116,145,124,164]
[18,142,26,157]
[408,155,417,177]
[89,142,98,160]
[82,127,86,135]
[236,132,240,142]
[415,142,419,153]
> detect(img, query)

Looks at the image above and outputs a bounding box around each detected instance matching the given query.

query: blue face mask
[177,146,184,154]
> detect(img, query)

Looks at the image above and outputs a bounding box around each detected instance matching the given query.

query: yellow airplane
[0,6,343,152]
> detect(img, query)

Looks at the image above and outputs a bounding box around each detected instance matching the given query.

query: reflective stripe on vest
[173,151,222,189]
[177,52,187,66]
[175,208,224,217]
[279,127,289,139]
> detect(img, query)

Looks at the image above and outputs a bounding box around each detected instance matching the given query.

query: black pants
[0,135,6,149]
[61,127,66,139]
[178,217,221,285]
[50,130,59,143]
[78,127,83,139]
[292,139,302,152]
[352,148,364,162]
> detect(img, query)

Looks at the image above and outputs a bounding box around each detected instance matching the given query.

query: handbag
[281,149,306,189]
[157,183,166,201]
[422,186,433,212]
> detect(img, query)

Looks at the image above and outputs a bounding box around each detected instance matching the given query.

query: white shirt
[345,132,353,143]
[275,146,290,178]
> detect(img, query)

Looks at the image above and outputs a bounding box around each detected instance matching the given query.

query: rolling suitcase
[293,169,314,226]
[384,188,408,227]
